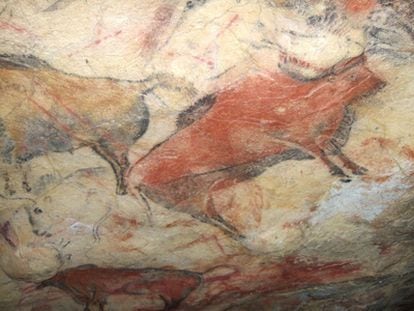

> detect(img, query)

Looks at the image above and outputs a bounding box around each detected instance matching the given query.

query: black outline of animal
[0,54,193,195]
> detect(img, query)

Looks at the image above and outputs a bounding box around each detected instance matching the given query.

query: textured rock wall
[0,0,414,310]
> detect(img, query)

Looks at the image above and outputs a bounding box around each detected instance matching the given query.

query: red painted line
[0,21,28,34]
[85,29,123,49]
[42,88,91,127]
[192,55,215,69]
[195,14,240,71]
[279,51,327,73]
[216,14,239,38]
[68,29,123,57]
[28,97,74,136]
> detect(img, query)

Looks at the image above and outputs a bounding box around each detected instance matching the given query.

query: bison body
[38,265,202,310]
[127,55,384,235]
[0,54,152,195]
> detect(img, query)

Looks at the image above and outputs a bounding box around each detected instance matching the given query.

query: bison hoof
[116,183,128,195]
[351,166,368,175]
[329,166,347,177]
[329,166,352,182]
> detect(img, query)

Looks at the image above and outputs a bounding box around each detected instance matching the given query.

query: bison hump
[176,94,216,130]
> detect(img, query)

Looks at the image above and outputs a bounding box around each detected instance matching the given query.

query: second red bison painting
[37,265,203,311]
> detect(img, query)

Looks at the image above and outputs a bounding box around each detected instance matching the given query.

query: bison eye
[34,207,43,214]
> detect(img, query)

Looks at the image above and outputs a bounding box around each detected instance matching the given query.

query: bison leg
[160,294,184,311]
[200,178,247,240]
[300,144,351,182]
[336,151,367,175]
[91,144,129,195]
[198,214,246,240]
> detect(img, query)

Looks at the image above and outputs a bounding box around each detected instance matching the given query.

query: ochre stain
[363,175,391,184]
[361,137,396,149]
[342,0,377,14]
[120,232,134,241]
[402,145,414,161]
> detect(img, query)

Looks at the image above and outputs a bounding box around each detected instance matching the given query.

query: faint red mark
[165,219,198,228]
[402,145,414,161]
[175,233,226,255]
[27,97,75,137]
[309,205,318,212]
[203,265,239,283]
[68,29,123,57]
[112,214,140,228]
[361,137,395,149]
[378,243,393,256]
[180,14,240,70]
[120,232,134,241]
[83,168,110,189]
[90,30,122,48]
[192,55,215,69]
[208,180,263,233]
[140,5,175,55]
[216,14,239,39]
[205,14,240,69]
[36,81,90,125]
[282,219,308,229]
[0,21,30,34]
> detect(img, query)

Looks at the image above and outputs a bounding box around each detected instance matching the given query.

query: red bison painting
[127,55,384,236]
[37,265,202,310]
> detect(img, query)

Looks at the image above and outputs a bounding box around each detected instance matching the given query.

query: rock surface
[0,0,414,310]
